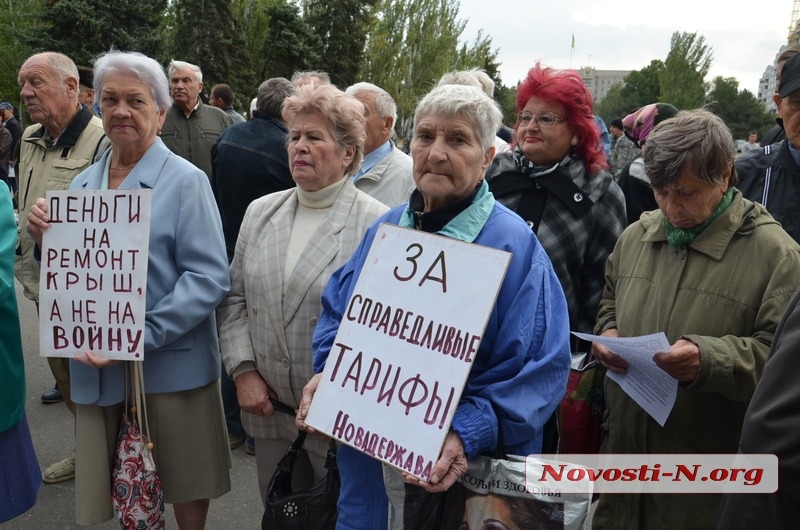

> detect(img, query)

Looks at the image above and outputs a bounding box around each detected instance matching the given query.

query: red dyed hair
[515,63,606,173]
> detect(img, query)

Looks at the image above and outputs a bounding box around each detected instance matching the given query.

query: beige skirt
[75,379,231,525]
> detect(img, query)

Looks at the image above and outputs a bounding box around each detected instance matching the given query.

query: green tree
[259,1,321,82]
[596,60,664,124]
[231,0,279,86]
[169,0,256,111]
[453,29,514,123]
[624,60,664,106]
[494,82,518,128]
[304,0,378,87]
[362,0,493,139]
[705,76,774,140]
[27,0,169,66]
[0,0,44,110]
[658,31,712,110]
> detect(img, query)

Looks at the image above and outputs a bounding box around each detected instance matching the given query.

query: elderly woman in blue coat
[296,84,572,529]
[27,51,231,529]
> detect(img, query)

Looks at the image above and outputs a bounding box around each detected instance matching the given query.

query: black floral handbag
[261,402,339,530]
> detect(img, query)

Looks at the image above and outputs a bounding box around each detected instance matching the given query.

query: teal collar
[399,180,495,242]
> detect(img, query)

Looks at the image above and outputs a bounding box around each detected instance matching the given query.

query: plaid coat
[486,152,626,336]
[218,180,388,447]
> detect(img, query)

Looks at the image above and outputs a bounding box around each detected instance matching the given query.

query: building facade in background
[578,66,630,104]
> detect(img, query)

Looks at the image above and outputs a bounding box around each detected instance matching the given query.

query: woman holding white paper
[591,109,800,529]
[26,51,231,528]
[296,84,572,529]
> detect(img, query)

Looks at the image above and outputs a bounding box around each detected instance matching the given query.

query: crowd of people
[4,45,800,530]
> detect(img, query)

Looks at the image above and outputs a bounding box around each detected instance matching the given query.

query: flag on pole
[571,33,576,50]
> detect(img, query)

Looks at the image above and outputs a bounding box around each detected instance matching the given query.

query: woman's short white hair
[93,51,171,112]
[437,68,495,98]
[413,84,502,152]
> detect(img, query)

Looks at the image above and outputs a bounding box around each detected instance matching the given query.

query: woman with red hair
[486,63,625,341]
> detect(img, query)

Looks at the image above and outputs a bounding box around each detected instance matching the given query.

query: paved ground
[3,281,264,529]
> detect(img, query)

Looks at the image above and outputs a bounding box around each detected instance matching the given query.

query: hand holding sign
[26,197,49,248]
[402,430,467,492]
[303,224,510,481]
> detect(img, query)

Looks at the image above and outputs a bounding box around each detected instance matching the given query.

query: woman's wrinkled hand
[296,373,322,434]
[233,370,276,416]
[74,350,121,368]
[403,430,467,493]
[653,338,701,382]
[591,328,628,374]
[27,197,50,248]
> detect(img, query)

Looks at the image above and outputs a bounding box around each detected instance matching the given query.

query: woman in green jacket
[592,109,800,529]
[0,188,40,522]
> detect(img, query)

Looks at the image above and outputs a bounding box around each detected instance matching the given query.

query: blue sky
[458,0,792,94]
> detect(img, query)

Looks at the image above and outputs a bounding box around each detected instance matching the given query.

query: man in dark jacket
[736,52,800,243]
[211,77,296,451]
[0,102,21,159]
[716,288,800,527]
[211,77,296,261]
[0,102,22,196]
[161,60,232,179]
[209,83,246,124]
[760,45,800,146]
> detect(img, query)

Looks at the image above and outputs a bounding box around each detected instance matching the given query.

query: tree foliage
[0,0,43,107]
[7,2,773,147]
[658,31,712,110]
[169,0,257,111]
[596,60,664,123]
[231,0,278,83]
[598,33,713,123]
[304,0,378,87]
[361,0,501,140]
[27,0,169,66]
[259,1,321,82]
[705,76,774,140]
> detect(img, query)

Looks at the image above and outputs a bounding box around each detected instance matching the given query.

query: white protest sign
[305,223,510,481]
[39,189,151,361]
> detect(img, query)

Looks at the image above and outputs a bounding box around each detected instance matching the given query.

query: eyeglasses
[517,111,565,127]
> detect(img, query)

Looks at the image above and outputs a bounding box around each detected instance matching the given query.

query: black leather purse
[261,401,339,530]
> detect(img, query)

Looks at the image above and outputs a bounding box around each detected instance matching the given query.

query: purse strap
[124,361,154,450]
[133,361,153,445]
[272,399,338,468]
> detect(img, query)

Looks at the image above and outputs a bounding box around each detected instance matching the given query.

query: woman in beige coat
[592,109,800,529]
[217,84,388,502]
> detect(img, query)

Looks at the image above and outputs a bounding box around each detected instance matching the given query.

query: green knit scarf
[662,188,734,247]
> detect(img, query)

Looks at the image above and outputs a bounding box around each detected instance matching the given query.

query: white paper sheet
[571,331,678,427]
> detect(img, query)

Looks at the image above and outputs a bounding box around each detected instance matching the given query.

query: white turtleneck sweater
[283,177,349,286]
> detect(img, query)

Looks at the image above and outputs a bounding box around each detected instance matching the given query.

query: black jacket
[4,116,22,162]
[716,287,800,529]
[211,111,295,261]
[736,140,800,244]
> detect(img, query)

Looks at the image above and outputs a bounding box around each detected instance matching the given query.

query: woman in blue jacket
[296,84,572,530]
[27,51,231,528]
